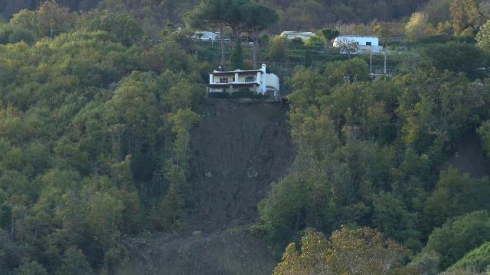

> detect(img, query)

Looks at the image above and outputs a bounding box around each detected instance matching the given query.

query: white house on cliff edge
[208,64,280,97]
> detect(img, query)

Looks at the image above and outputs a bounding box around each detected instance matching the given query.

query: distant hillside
[262,0,428,30]
[1,0,429,30]
[1,0,101,19]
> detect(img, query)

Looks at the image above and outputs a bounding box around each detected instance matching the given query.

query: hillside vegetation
[2,0,427,30]
[1,0,490,274]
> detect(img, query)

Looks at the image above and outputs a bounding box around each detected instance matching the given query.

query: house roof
[208,83,260,86]
[195,31,219,35]
[210,69,262,75]
[335,36,379,39]
[281,31,315,35]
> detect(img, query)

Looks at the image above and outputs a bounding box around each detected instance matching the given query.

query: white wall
[265,74,280,92]
[333,36,383,54]
[236,74,258,83]
[281,32,315,41]
[333,36,380,47]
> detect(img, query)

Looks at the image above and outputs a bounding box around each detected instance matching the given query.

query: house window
[366,42,372,46]
[245,76,255,83]
[220,77,228,83]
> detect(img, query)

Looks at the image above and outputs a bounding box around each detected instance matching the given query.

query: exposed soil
[118,99,294,275]
[445,132,488,179]
[187,99,294,232]
[118,229,277,275]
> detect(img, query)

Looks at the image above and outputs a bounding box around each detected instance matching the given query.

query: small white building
[280,31,315,41]
[194,31,220,41]
[333,36,383,54]
[208,64,280,97]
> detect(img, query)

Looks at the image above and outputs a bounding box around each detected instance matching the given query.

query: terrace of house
[210,72,262,85]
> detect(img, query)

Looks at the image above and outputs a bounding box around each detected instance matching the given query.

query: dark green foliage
[372,192,420,249]
[75,10,143,45]
[289,37,304,46]
[6,28,34,44]
[324,57,370,85]
[208,91,230,98]
[449,241,490,273]
[258,56,490,263]
[266,36,288,61]
[55,247,94,275]
[0,25,35,45]
[1,0,429,31]
[2,1,490,274]
[419,42,488,79]
[423,168,490,232]
[0,5,204,274]
[241,2,278,67]
[229,90,265,98]
[186,0,277,67]
[321,28,339,41]
[424,211,490,271]
[231,43,244,69]
[477,120,490,155]
[143,42,194,74]
[14,261,48,275]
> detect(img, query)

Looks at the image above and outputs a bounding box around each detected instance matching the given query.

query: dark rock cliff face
[187,99,294,232]
[118,99,294,275]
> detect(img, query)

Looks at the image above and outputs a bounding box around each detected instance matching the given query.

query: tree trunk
[220,24,225,67]
[232,27,240,49]
[252,28,258,68]
[230,27,241,66]
[11,211,14,240]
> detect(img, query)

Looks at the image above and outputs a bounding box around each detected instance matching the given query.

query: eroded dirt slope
[445,131,488,179]
[118,99,294,275]
[187,99,294,232]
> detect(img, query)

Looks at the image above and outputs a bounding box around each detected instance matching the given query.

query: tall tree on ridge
[224,0,249,47]
[243,2,278,68]
[186,0,231,67]
[188,0,269,68]
[36,0,73,38]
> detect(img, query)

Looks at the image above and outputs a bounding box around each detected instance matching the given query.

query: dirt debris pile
[119,99,294,275]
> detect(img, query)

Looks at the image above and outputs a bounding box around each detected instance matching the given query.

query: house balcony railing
[209,80,261,85]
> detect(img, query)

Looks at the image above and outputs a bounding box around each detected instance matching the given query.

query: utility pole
[383,46,387,75]
[369,50,372,75]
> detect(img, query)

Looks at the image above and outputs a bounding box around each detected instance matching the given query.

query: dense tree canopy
[0,4,206,273]
[1,0,490,274]
[257,32,490,273]
[273,227,419,275]
[1,0,431,31]
[418,211,490,272]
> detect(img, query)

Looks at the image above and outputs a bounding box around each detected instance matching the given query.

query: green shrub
[449,242,490,273]
[423,211,490,271]
[8,27,35,44]
[267,36,288,61]
[230,89,264,99]
[208,92,230,98]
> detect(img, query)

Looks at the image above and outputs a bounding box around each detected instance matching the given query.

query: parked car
[193,31,220,41]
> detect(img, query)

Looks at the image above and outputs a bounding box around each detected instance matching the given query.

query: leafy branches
[274,227,418,275]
